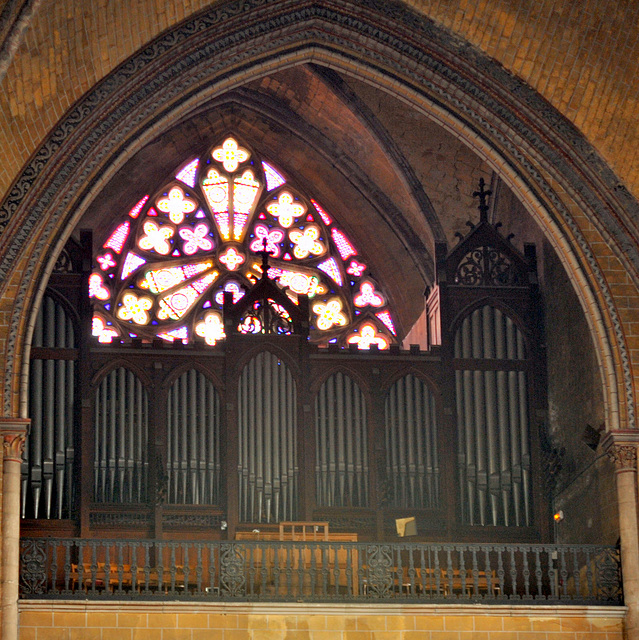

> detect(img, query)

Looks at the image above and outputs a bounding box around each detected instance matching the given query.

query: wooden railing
[19,538,622,604]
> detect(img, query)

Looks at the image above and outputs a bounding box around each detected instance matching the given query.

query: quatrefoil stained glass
[91,136,397,348]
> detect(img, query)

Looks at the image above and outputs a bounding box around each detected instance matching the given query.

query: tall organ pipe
[316,373,368,508]
[26,294,78,519]
[166,370,220,506]
[94,368,148,504]
[238,352,297,522]
[454,305,531,527]
[385,374,439,509]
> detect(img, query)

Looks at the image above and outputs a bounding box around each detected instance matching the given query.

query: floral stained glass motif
[138,220,174,255]
[97,253,116,271]
[118,293,153,325]
[89,274,110,300]
[156,187,197,225]
[213,138,249,172]
[289,225,325,259]
[92,316,119,343]
[219,247,245,271]
[195,312,225,345]
[91,135,395,347]
[347,324,389,350]
[267,192,305,228]
[179,223,214,255]
[354,282,385,308]
[313,299,348,331]
[250,224,284,258]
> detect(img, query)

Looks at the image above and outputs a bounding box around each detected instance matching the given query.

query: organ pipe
[166,370,221,505]
[94,368,148,503]
[385,374,439,509]
[238,352,297,523]
[454,305,531,527]
[315,372,368,508]
[25,294,77,519]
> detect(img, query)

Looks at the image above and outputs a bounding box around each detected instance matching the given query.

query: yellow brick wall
[18,602,626,640]
[1,0,639,204]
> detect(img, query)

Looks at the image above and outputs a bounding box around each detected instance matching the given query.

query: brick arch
[1,0,635,434]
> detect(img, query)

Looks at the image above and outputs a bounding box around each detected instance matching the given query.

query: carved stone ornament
[2,431,26,463]
[607,443,638,471]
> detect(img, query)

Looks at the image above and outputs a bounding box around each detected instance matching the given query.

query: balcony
[20,538,622,605]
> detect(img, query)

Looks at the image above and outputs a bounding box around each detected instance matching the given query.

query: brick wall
[18,602,626,640]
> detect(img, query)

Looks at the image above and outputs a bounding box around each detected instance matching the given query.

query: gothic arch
[0,0,633,433]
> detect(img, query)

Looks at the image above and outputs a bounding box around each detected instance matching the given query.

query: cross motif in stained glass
[139,220,174,255]
[118,292,153,325]
[313,298,347,330]
[212,138,249,172]
[156,186,197,224]
[267,192,305,228]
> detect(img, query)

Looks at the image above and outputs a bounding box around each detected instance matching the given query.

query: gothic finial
[473,177,492,223]
[258,237,273,278]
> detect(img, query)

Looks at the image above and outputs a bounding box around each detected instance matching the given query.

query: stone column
[0,421,28,640]
[606,436,639,640]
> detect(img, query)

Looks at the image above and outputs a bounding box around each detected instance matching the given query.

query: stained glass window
[91,135,396,347]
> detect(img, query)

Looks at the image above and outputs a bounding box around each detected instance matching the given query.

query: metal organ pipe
[25,294,78,519]
[94,368,148,504]
[238,352,297,523]
[385,374,439,509]
[166,370,220,506]
[454,305,531,527]
[315,373,368,508]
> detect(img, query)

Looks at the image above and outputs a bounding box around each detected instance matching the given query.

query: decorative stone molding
[0,419,29,463]
[603,432,639,472]
[607,443,638,472]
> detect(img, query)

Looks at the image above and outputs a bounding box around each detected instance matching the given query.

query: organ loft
[22,137,548,544]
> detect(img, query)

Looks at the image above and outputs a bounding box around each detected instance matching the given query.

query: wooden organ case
[21,187,549,545]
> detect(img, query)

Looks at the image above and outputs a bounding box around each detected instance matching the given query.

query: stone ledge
[19,600,627,618]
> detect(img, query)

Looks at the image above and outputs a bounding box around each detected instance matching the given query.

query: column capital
[602,431,639,472]
[0,418,30,463]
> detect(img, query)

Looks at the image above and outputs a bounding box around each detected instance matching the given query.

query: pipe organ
[238,351,298,523]
[385,374,439,509]
[315,372,368,508]
[23,293,77,519]
[454,306,531,526]
[23,200,549,544]
[94,368,149,504]
[167,369,221,505]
